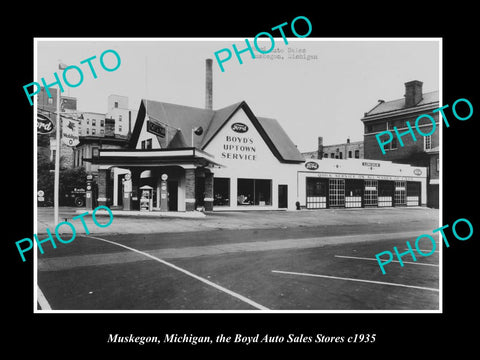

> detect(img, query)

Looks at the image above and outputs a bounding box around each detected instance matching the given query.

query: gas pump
[85,174,94,210]
[122,173,132,210]
[160,173,169,212]
[139,185,153,211]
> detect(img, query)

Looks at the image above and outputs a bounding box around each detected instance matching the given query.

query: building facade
[360,80,439,208]
[299,158,426,209]
[79,112,106,137]
[89,100,305,211]
[106,95,138,137]
[88,98,427,212]
[303,137,364,160]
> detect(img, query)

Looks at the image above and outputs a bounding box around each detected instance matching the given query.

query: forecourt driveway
[36,207,440,311]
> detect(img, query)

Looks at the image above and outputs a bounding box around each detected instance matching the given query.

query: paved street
[36,207,440,311]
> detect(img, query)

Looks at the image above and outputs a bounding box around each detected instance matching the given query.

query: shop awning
[86,147,224,168]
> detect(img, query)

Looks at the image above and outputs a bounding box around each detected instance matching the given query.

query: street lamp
[54,62,67,226]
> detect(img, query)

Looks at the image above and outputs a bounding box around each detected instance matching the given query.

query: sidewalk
[36,206,439,235]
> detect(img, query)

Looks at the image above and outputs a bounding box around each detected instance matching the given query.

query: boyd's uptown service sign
[221,122,257,161]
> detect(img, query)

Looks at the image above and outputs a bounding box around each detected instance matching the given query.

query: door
[394,180,406,206]
[407,181,421,206]
[364,180,378,207]
[328,178,345,207]
[306,178,327,209]
[167,180,178,211]
[278,184,288,208]
[117,174,123,206]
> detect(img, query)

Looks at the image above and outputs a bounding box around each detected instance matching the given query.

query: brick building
[360,80,439,208]
[302,137,364,160]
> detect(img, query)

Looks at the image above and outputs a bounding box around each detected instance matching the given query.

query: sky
[36,38,440,152]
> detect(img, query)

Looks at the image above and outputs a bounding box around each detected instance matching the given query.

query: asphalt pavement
[35,206,440,311]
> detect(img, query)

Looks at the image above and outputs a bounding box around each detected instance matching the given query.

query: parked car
[64,188,86,207]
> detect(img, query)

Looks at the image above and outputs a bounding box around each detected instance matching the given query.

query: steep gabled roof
[129,99,304,163]
[200,102,243,149]
[257,116,305,162]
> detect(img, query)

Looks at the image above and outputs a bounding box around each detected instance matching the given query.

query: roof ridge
[381,89,439,105]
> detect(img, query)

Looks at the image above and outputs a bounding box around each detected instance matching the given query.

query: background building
[106,95,138,137]
[78,112,106,137]
[360,80,439,208]
[302,137,364,160]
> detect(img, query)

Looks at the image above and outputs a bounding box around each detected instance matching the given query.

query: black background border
[6,6,478,355]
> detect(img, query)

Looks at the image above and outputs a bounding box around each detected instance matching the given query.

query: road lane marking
[406,249,440,253]
[38,230,435,272]
[37,285,52,310]
[335,255,439,267]
[272,270,439,292]
[85,235,269,310]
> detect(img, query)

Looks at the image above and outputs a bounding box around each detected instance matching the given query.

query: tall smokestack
[205,58,213,110]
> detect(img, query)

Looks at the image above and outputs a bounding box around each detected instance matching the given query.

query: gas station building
[86,98,427,212]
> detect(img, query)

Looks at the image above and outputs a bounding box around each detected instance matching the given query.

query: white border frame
[33,37,442,314]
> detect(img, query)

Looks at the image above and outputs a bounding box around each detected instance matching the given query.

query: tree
[37,154,54,206]
[60,167,87,194]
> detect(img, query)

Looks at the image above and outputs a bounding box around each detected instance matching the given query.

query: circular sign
[305,161,319,170]
[161,174,168,181]
[231,122,249,133]
[37,114,54,134]
[124,173,131,180]
[87,185,92,191]
[414,169,422,176]
[37,190,45,197]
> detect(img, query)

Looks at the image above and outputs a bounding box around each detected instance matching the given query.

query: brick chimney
[404,80,423,107]
[317,136,324,159]
[205,59,213,110]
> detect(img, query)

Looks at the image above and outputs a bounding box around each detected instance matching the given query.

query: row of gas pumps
[85,173,171,212]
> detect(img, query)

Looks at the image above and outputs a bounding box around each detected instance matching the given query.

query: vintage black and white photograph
[32,38,442,313]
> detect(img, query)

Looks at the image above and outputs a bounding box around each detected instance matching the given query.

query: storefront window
[214,178,230,206]
[237,179,271,206]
